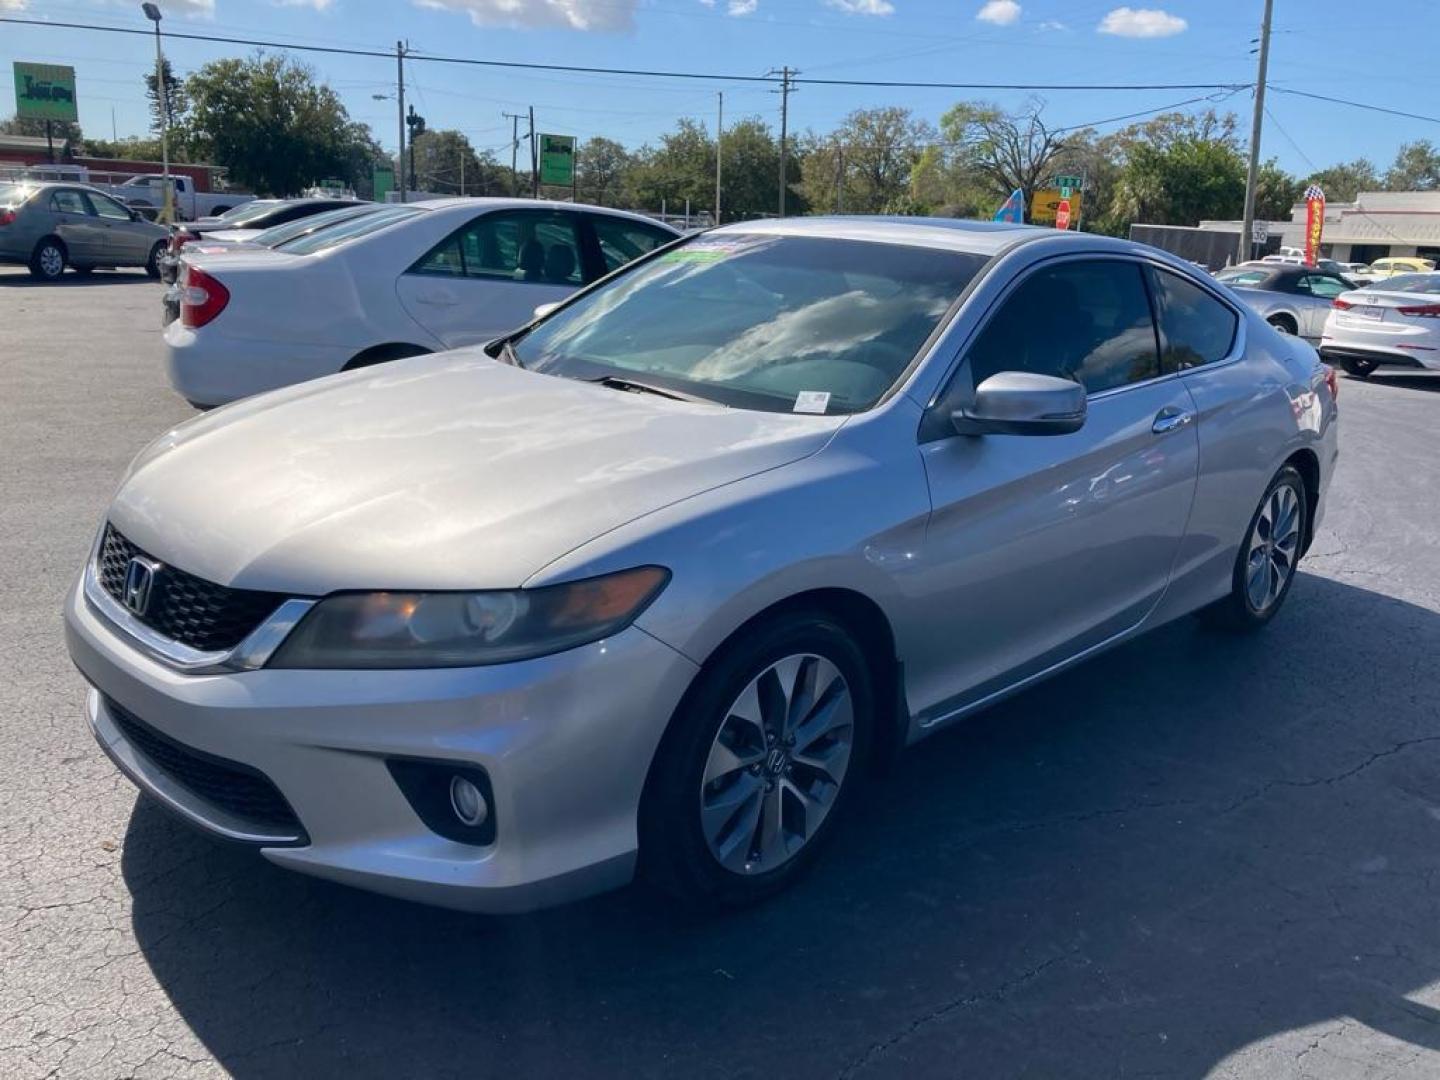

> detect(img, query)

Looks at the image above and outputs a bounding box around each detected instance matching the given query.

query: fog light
[449,775,488,827]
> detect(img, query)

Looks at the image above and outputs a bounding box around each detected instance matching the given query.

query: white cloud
[698,0,715,6]
[157,0,216,13]
[1097,6,1187,37]
[414,0,637,31]
[976,0,1020,26]
[727,0,756,14]
[826,0,895,14]
[273,0,334,8]
[1038,18,1066,30]
[0,0,28,12]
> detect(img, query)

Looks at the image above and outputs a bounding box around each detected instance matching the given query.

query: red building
[0,133,229,192]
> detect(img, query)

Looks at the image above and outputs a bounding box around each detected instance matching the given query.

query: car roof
[712,215,1097,257]
[409,197,682,233]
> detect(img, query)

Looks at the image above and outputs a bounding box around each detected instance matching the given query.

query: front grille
[107,697,306,839]
[97,524,288,653]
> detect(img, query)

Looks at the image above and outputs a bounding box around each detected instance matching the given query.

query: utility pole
[528,106,538,198]
[834,142,844,213]
[715,91,723,226]
[1239,0,1274,264]
[502,111,525,196]
[396,40,408,204]
[141,4,172,223]
[768,66,796,217]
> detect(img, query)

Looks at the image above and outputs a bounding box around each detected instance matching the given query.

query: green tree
[937,100,1071,213]
[576,136,633,206]
[83,136,166,162]
[409,129,485,194]
[1255,160,1303,221]
[1385,140,1440,191]
[1111,135,1246,228]
[183,53,379,196]
[145,58,189,137]
[0,115,83,143]
[798,107,935,215]
[1304,159,1380,202]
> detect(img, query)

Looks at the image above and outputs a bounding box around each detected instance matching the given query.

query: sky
[2,0,1437,178]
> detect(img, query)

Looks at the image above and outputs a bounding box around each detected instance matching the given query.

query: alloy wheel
[38,245,63,278]
[699,654,854,875]
[1245,484,1302,613]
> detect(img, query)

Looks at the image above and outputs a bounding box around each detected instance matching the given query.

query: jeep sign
[14,62,78,123]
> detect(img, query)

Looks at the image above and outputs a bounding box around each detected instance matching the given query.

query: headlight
[269,566,669,669]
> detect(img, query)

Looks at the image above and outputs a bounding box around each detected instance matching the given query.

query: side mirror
[533,302,561,320]
[951,371,1086,436]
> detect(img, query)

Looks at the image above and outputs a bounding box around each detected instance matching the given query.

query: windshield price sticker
[793,391,831,414]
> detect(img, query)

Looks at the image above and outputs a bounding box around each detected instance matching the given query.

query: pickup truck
[98,175,255,222]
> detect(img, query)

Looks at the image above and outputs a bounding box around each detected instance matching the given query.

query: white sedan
[1320,272,1440,377]
[164,199,680,406]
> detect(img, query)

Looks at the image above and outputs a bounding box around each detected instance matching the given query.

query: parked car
[66,219,1338,912]
[163,198,681,406]
[0,181,170,280]
[1367,256,1436,279]
[1320,271,1440,377]
[1214,261,1355,339]
[158,198,365,283]
[160,203,387,301]
[94,174,255,222]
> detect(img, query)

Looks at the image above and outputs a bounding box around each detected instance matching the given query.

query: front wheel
[639,613,874,907]
[1199,466,1307,633]
[1267,315,1297,336]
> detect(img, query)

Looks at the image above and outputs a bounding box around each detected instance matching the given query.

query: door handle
[1152,407,1194,434]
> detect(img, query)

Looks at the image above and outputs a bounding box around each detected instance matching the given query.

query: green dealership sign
[538,133,575,187]
[13,62,78,123]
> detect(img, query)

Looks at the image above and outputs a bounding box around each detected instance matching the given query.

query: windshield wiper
[590,375,711,404]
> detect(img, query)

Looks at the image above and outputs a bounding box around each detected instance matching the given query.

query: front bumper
[65,574,700,912]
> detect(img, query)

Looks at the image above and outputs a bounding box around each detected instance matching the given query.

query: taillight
[180,265,230,329]
[168,229,198,254]
[1396,303,1440,318]
[1331,298,1352,310]
[1322,363,1338,401]
[0,209,15,227]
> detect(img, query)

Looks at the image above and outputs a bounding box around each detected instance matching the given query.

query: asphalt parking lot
[3,264,1440,1080]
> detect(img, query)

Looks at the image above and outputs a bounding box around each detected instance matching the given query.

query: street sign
[1030,188,1083,227]
[1251,219,1270,244]
[372,165,394,203]
[538,133,575,187]
[1060,186,1072,199]
[1054,174,1083,190]
[1055,199,1072,231]
[13,62,78,123]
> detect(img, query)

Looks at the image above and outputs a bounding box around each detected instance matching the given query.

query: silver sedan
[64,218,1338,912]
[1215,262,1356,340]
[0,180,170,280]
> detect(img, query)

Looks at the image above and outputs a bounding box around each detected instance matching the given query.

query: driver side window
[965,260,1161,395]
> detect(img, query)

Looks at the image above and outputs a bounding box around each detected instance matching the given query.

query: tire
[28,238,66,281]
[1199,465,1308,633]
[1267,315,1297,336]
[342,344,430,371]
[639,612,875,908]
[1341,358,1378,378]
[145,241,165,279]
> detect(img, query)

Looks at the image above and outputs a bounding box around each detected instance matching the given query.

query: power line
[0,17,1252,92]
[1269,86,1440,126]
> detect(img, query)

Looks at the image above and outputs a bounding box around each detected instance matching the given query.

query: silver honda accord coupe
[64,217,1339,912]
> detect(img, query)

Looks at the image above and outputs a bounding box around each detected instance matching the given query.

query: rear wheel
[639,613,874,907]
[1200,466,1307,633]
[1341,358,1378,378]
[145,241,165,279]
[1267,314,1297,336]
[28,239,66,281]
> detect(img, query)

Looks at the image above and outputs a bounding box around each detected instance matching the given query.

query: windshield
[278,205,423,255]
[251,204,380,248]
[1367,273,1440,294]
[513,233,987,414]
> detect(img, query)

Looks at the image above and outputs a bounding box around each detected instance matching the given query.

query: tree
[937,100,1070,213]
[798,107,935,215]
[183,53,381,196]
[576,137,632,206]
[1385,140,1440,192]
[409,129,482,194]
[0,115,82,144]
[1304,159,1379,202]
[1255,160,1303,221]
[145,58,189,137]
[82,136,166,162]
[1111,135,1246,228]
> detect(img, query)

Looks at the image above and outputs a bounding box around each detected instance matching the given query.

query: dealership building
[1200,190,1440,265]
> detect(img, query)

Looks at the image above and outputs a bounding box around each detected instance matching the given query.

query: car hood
[109,352,842,594]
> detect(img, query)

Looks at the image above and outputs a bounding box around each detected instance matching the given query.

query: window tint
[591,215,675,273]
[413,210,583,284]
[1151,268,1237,373]
[86,192,132,221]
[966,260,1160,394]
[1300,274,1349,299]
[50,190,90,215]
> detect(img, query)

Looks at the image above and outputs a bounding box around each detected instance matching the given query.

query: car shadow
[1361,372,1440,393]
[0,270,158,287]
[120,573,1440,1078]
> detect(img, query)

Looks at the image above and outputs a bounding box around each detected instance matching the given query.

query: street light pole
[140,3,172,224]
[396,41,408,204]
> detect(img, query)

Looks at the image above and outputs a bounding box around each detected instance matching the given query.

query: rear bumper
[1319,345,1436,372]
[164,320,356,406]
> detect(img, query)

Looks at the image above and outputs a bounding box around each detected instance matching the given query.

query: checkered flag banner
[1304,184,1326,202]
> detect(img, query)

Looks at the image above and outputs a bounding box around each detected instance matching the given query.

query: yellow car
[1368,256,1436,278]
